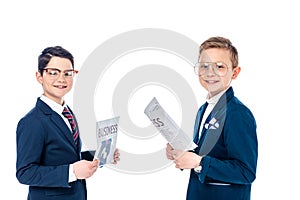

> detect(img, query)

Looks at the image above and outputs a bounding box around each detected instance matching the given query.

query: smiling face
[198,48,240,97]
[36,56,74,105]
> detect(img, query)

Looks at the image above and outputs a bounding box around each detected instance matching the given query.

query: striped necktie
[62,107,79,147]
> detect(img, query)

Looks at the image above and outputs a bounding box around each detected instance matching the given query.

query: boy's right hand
[73,159,99,179]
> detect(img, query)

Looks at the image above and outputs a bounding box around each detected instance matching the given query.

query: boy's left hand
[112,148,120,164]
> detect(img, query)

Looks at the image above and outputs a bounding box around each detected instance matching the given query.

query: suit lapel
[197,105,226,155]
[195,87,234,156]
[193,103,208,144]
[51,114,78,150]
[37,98,78,151]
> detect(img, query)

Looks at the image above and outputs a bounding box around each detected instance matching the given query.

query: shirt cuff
[198,156,211,183]
[68,164,77,183]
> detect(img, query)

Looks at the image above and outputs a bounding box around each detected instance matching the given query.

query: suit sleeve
[198,106,258,185]
[81,151,95,161]
[16,116,70,188]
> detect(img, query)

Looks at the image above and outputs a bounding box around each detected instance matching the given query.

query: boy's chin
[207,88,225,97]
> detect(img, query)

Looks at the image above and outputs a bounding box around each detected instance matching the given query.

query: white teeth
[206,80,217,83]
[55,85,66,89]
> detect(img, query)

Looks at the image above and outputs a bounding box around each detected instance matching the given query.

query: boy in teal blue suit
[166,37,258,200]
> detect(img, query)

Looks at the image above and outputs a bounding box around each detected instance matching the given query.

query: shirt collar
[206,89,227,105]
[40,95,67,114]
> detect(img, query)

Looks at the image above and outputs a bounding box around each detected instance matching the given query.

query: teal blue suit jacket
[187,87,258,200]
[16,98,87,200]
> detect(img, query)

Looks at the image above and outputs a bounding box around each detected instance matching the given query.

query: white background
[1,0,300,199]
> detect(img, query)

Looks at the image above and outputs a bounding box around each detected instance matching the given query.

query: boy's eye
[48,70,59,76]
[216,62,226,69]
[64,71,73,76]
[200,63,209,69]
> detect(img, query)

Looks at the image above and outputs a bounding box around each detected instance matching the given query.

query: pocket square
[204,117,220,130]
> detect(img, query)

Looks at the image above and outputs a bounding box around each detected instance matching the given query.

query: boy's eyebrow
[43,68,75,72]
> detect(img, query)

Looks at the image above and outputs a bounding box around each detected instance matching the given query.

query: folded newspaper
[94,116,120,166]
[144,97,197,151]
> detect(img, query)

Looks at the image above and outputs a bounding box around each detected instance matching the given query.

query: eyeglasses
[42,68,78,80]
[194,62,228,77]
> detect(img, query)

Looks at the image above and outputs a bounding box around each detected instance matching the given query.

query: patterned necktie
[62,107,79,147]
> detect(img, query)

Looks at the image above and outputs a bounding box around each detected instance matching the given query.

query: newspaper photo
[144,97,197,151]
[94,116,120,167]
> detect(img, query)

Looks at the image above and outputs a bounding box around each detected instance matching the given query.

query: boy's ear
[36,71,43,84]
[232,66,241,79]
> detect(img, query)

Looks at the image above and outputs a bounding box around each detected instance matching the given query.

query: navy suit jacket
[16,98,87,200]
[187,87,258,200]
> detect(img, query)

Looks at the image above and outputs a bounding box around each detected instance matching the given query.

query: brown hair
[199,36,238,68]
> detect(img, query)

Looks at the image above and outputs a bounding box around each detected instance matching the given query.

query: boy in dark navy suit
[16,46,120,200]
[166,37,258,200]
